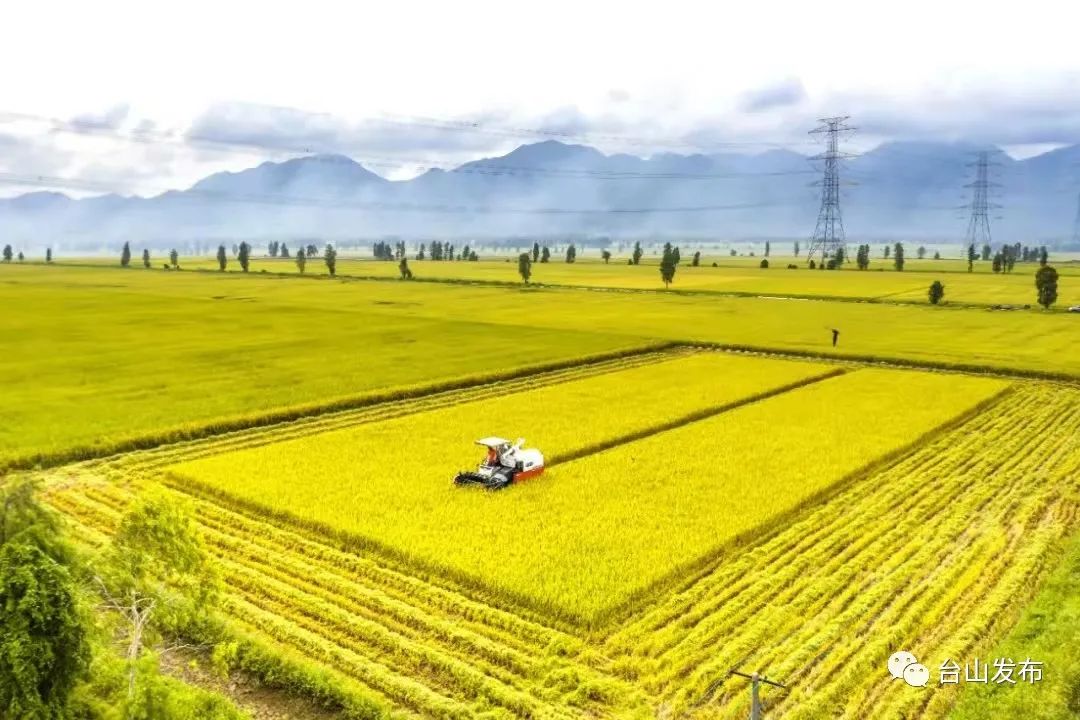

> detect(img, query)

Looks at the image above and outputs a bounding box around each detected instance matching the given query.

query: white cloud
[0,0,1078,195]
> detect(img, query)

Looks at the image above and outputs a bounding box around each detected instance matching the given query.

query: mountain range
[3,140,1079,250]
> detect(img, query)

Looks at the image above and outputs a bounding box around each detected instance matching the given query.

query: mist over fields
[3,139,1079,250]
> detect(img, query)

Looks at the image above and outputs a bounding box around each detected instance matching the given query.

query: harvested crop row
[168,362,1000,623]
[75,479,574,650]
[602,384,1080,718]
[43,481,647,719]
[624,395,1058,687]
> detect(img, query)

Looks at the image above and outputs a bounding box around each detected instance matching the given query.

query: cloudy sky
[2,0,1079,196]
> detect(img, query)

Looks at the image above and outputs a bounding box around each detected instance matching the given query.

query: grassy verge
[947,530,1080,720]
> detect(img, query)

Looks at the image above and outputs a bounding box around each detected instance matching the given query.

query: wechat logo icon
[889,651,930,688]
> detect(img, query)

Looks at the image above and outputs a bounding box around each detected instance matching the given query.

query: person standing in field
[831,328,840,347]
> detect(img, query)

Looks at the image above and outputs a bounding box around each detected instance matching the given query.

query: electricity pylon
[807,116,855,267]
[962,150,1002,254]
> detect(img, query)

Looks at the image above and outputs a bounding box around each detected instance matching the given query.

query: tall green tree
[856,244,870,270]
[631,241,643,266]
[216,245,227,271]
[893,242,905,271]
[2,245,11,262]
[237,242,251,272]
[0,479,90,719]
[169,249,179,269]
[0,543,88,719]
[398,257,413,280]
[967,243,977,272]
[517,252,532,284]
[45,248,52,263]
[764,241,771,257]
[1035,265,1058,309]
[324,244,337,276]
[540,246,550,263]
[565,244,576,263]
[659,242,677,288]
[928,280,945,305]
[1039,246,1048,266]
[532,242,540,263]
[121,242,132,267]
[280,243,290,259]
[601,250,612,264]
[142,249,151,268]
[793,240,800,257]
[917,246,926,259]
[691,251,701,267]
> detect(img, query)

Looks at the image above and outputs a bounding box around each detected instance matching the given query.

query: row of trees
[266,241,294,258]
[966,243,1049,273]
[521,239,1065,307]
[374,241,405,260]
[415,241,478,262]
[3,245,27,262]
[104,241,1066,306]
[120,243,181,269]
[974,242,1048,265]
[923,265,1060,308]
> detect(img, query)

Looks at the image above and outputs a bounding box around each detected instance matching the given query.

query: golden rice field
[28,347,1080,719]
[166,358,1005,623]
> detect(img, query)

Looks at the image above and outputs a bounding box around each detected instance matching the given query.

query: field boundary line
[161,470,594,634]
[690,342,1080,385]
[31,260,1080,313]
[547,366,847,466]
[164,376,1013,633]
[112,348,688,473]
[8,337,1068,477]
[0,341,677,475]
[595,383,1020,636]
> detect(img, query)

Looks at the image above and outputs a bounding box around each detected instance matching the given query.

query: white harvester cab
[454,437,545,490]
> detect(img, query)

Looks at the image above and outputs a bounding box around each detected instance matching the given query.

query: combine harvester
[454,437,544,490]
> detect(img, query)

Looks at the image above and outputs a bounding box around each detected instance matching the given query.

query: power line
[359,111,817,151]
[0,110,818,182]
[0,171,801,215]
[806,116,855,265]
[0,170,963,214]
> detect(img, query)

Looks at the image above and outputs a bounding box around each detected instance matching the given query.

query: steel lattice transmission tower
[962,151,1001,252]
[807,116,855,266]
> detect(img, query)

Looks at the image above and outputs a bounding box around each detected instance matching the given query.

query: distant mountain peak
[2,138,1078,245]
[494,140,606,164]
[297,153,362,165]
